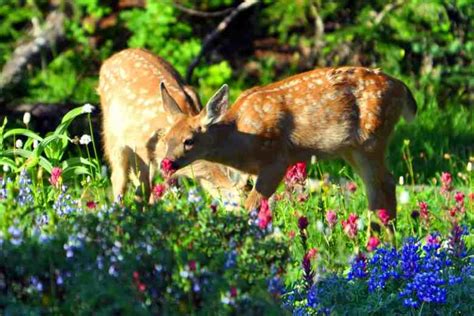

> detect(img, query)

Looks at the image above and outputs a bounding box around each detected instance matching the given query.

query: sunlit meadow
[0,105,472,315]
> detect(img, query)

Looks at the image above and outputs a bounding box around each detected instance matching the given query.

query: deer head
[159,82,230,170]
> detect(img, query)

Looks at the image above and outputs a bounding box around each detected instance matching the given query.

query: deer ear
[160,82,184,116]
[202,84,229,126]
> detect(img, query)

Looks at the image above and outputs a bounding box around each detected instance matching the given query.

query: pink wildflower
[426,233,440,245]
[288,230,296,239]
[137,283,146,292]
[285,162,307,185]
[346,182,357,193]
[230,287,238,298]
[258,199,272,230]
[325,210,337,228]
[188,260,197,271]
[306,248,318,260]
[49,167,62,188]
[160,158,176,177]
[152,183,166,199]
[366,236,380,252]
[86,201,97,209]
[377,209,391,226]
[440,172,452,193]
[341,213,359,239]
[419,201,429,223]
[454,192,465,205]
[449,207,457,217]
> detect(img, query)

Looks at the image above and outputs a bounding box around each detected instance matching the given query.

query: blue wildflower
[7,224,23,246]
[0,177,9,199]
[403,297,419,308]
[30,276,43,292]
[368,247,400,292]
[187,188,202,204]
[348,254,367,280]
[268,275,284,296]
[17,169,34,206]
[307,285,319,308]
[399,241,451,306]
[224,249,237,269]
[53,185,77,216]
[400,237,420,279]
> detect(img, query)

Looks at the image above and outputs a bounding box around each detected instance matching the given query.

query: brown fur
[98,48,247,201]
[160,67,417,219]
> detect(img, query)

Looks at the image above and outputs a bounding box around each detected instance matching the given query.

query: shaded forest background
[0,0,472,182]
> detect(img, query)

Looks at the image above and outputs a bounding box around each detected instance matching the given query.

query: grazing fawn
[98,48,246,201]
[159,67,417,220]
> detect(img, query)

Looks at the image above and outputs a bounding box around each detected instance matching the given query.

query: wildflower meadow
[0,104,472,315]
[1,1,473,315]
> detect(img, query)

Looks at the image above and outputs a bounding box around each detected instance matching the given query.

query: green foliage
[121,0,201,77]
[0,105,101,182]
[0,0,48,66]
[1,0,472,179]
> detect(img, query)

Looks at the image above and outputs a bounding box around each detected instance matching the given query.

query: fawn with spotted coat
[159,67,417,220]
[98,48,246,201]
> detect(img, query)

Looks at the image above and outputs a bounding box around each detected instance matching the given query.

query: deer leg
[148,161,157,204]
[111,147,129,202]
[350,150,397,223]
[244,161,287,211]
[129,151,151,204]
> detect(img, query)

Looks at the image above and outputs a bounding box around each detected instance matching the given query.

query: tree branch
[173,2,234,18]
[374,0,404,25]
[185,0,259,83]
[308,0,325,67]
[0,11,66,95]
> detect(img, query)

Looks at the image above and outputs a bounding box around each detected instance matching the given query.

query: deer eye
[183,138,194,150]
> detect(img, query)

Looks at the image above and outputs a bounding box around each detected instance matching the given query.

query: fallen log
[0,11,66,97]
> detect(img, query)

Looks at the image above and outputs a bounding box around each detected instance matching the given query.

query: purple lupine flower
[368,247,400,292]
[400,237,420,279]
[448,224,467,258]
[348,253,367,280]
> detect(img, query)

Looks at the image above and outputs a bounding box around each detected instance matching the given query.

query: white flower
[23,112,31,125]
[467,162,472,172]
[3,165,9,172]
[108,265,117,276]
[306,178,321,193]
[15,139,23,148]
[79,134,92,145]
[221,296,230,305]
[82,103,95,113]
[399,190,410,204]
[33,139,39,148]
[316,220,324,232]
[398,176,404,186]
[357,217,365,231]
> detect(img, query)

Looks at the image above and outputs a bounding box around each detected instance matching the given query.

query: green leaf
[3,128,43,141]
[1,149,53,172]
